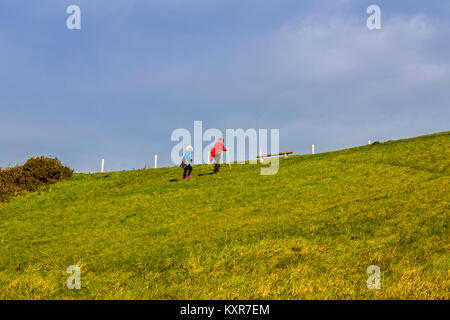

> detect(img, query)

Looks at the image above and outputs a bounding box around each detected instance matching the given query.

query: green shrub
[0,169,22,203]
[0,156,73,203]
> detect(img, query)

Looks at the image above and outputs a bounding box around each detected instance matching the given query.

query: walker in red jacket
[210,138,228,173]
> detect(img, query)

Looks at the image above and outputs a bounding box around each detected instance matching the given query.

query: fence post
[154,155,158,169]
[312,144,315,154]
[368,139,371,145]
[101,158,104,173]
[259,147,264,163]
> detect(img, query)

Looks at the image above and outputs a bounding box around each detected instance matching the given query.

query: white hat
[187,145,193,151]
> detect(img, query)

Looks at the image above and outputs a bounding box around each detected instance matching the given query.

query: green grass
[0,132,449,299]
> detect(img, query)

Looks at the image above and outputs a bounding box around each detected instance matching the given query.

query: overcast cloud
[1,0,449,171]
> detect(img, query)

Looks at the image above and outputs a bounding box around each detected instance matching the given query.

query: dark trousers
[183,164,192,179]
[213,154,221,173]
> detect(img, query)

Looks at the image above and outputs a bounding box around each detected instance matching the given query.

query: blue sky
[1,0,449,172]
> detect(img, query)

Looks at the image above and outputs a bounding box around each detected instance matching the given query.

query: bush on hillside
[0,169,22,203]
[0,156,73,203]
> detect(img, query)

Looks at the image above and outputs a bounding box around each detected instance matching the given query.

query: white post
[154,154,158,169]
[259,147,264,164]
[312,144,315,154]
[101,158,104,173]
[368,139,371,145]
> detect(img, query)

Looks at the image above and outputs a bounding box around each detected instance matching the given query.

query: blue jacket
[183,151,192,164]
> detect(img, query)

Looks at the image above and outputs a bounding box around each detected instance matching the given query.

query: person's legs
[183,166,188,179]
[214,154,221,173]
[187,165,193,177]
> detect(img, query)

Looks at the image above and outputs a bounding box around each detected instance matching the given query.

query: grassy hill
[0,132,449,299]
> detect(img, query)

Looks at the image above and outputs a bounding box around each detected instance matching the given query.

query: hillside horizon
[0,131,448,299]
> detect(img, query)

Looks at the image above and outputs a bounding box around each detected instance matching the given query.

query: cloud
[1,1,449,171]
[177,11,450,154]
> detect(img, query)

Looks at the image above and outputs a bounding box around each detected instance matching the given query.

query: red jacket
[210,141,228,160]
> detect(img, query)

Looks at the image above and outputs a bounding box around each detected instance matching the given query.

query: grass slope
[0,132,449,299]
